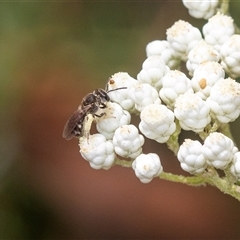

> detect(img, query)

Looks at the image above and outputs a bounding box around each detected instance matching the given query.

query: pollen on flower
[219,78,240,97]
[167,20,190,37]
[209,12,233,26]
[199,78,207,89]
[143,106,163,124]
[175,95,198,111]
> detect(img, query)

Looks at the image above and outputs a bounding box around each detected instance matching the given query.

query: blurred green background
[1,1,240,239]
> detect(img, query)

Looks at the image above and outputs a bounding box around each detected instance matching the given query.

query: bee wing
[62,105,91,140]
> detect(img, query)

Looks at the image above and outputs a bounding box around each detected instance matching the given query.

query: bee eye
[82,93,96,106]
[102,92,110,102]
[95,89,110,101]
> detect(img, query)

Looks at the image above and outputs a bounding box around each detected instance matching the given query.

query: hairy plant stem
[115,159,240,201]
[166,120,181,155]
[219,0,229,14]
[115,158,132,168]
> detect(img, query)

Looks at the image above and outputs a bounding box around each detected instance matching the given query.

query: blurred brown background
[1,1,240,239]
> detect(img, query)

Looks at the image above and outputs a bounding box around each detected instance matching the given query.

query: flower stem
[166,120,181,155]
[114,144,240,201]
[159,171,208,186]
[219,0,229,14]
[115,158,132,168]
[159,167,240,201]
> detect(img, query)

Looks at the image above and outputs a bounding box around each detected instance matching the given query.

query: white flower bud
[177,139,207,174]
[186,40,221,76]
[191,61,225,100]
[107,72,138,112]
[230,152,240,179]
[206,78,240,123]
[182,0,219,20]
[146,40,181,69]
[113,124,144,159]
[220,34,240,78]
[95,102,131,140]
[132,153,163,183]
[202,132,237,170]
[174,92,211,133]
[166,20,202,61]
[203,13,235,52]
[129,82,161,112]
[159,70,193,109]
[137,56,170,91]
[139,104,176,143]
[79,134,115,170]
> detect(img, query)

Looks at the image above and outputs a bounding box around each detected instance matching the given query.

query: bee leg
[94,112,106,118]
[81,114,94,141]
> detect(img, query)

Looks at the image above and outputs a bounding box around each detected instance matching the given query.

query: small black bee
[62,87,126,140]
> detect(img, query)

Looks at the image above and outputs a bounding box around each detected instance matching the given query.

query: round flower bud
[132,153,163,183]
[186,40,221,76]
[174,92,211,133]
[206,78,240,123]
[129,82,161,112]
[202,132,237,170]
[159,70,193,109]
[113,124,144,159]
[79,134,115,170]
[139,104,176,143]
[166,20,202,61]
[107,72,138,112]
[95,102,131,140]
[146,40,181,69]
[182,0,219,20]
[137,56,169,91]
[203,13,235,52]
[191,61,225,100]
[230,152,240,179]
[177,139,207,174]
[220,34,240,78]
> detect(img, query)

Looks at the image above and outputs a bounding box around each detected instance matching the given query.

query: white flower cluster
[80,134,115,170]
[76,3,240,184]
[139,104,176,143]
[182,0,219,20]
[166,20,202,61]
[178,133,238,174]
[113,124,144,159]
[203,132,238,170]
[180,2,240,79]
[174,91,211,133]
[177,139,206,174]
[203,13,235,51]
[132,153,163,183]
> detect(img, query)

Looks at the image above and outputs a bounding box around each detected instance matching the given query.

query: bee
[62,87,126,140]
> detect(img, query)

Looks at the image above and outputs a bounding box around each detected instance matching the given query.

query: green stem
[219,123,235,143]
[159,171,208,186]
[159,167,240,201]
[115,158,132,168]
[198,121,221,141]
[207,174,240,201]
[166,120,181,155]
[114,149,240,201]
[218,0,240,34]
[219,0,229,14]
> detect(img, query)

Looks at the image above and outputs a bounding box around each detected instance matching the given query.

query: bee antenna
[107,87,127,93]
